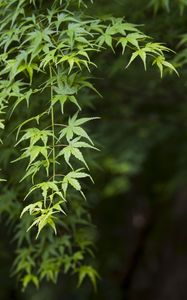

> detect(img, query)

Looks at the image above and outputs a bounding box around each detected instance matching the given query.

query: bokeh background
[1,0,187,299]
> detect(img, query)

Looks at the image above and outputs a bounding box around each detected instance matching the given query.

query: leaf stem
[49,65,56,181]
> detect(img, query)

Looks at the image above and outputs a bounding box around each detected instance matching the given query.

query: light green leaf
[77,265,99,290]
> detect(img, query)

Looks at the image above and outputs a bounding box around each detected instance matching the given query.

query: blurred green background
[1,0,187,299]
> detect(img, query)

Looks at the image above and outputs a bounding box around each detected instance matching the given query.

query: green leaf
[152,56,179,77]
[77,265,99,290]
[59,112,97,144]
[20,201,43,218]
[126,49,146,69]
[71,147,89,169]
[16,128,53,147]
[62,169,91,195]
[22,274,39,290]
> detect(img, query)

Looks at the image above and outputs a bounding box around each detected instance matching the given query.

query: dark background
[1,0,187,299]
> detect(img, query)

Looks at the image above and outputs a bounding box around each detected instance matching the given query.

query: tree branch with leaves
[0,0,177,290]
